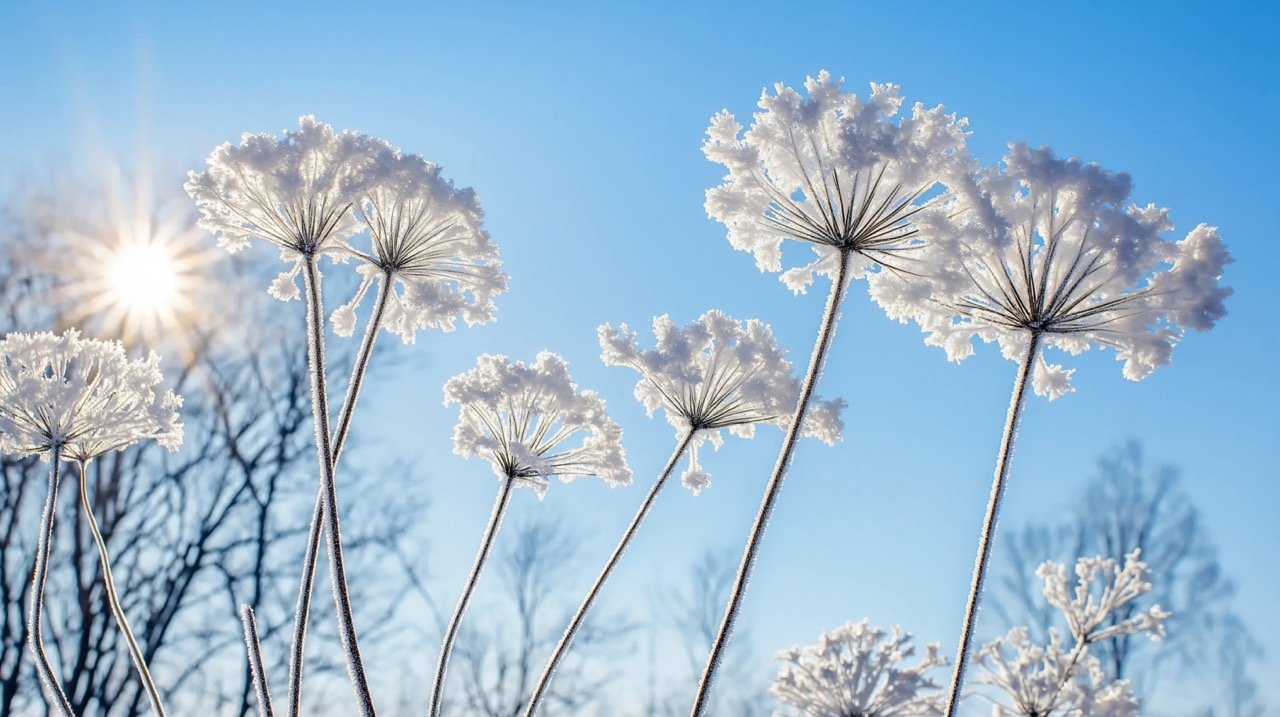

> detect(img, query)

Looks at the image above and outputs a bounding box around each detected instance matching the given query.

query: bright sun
[107,241,179,314]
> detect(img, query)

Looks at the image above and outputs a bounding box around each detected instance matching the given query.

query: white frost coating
[979,629,1140,717]
[771,619,947,717]
[870,143,1232,399]
[599,310,844,494]
[444,351,632,497]
[702,70,972,293]
[0,329,183,461]
[333,148,507,343]
[1037,549,1170,644]
[185,115,381,300]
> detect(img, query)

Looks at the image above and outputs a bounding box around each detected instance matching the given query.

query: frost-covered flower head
[979,628,1139,717]
[330,147,507,343]
[444,351,631,497]
[703,70,972,294]
[1037,549,1170,645]
[0,330,183,462]
[872,143,1231,399]
[186,115,381,300]
[772,619,947,717]
[599,310,844,494]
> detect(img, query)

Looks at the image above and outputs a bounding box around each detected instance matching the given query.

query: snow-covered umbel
[1038,549,1170,644]
[444,352,632,497]
[599,310,844,494]
[186,115,380,300]
[0,330,183,462]
[979,629,1140,717]
[771,620,946,717]
[703,70,971,294]
[331,148,507,343]
[872,143,1232,399]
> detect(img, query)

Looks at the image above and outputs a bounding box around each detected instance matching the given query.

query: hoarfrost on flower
[332,147,507,343]
[870,143,1231,398]
[185,115,382,300]
[0,330,183,462]
[1036,549,1170,644]
[703,71,972,294]
[444,351,631,497]
[599,310,843,494]
[979,629,1139,717]
[771,619,946,717]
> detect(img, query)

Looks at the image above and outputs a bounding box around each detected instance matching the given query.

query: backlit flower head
[444,351,631,498]
[330,147,507,343]
[0,330,183,462]
[1036,549,1170,645]
[771,619,946,717]
[979,628,1139,717]
[871,143,1232,399]
[186,115,382,300]
[599,310,844,494]
[703,70,972,294]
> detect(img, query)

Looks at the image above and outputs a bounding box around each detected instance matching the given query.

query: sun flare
[107,240,179,316]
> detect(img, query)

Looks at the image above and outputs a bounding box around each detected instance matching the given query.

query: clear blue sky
[3,1,1277,713]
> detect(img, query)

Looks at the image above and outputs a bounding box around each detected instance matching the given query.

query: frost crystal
[1036,550,1170,644]
[444,352,632,497]
[870,143,1232,398]
[979,629,1139,717]
[333,147,507,343]
[771,619,946,717]
[599,310,844,494]
[0,330,183,462]
[703,70,971,294]
[185,115,382,300]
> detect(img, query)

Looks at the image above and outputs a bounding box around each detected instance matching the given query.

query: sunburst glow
[107,240,179,316]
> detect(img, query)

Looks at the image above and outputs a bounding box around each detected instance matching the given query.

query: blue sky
[3,1,1277,713]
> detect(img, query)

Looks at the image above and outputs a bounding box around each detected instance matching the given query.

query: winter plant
[431,351,630,717]
[976,550,1168,716]
[693,71,972,714]
[868,142,1231,716]
[0,329,182,717]
[522,310,844,716]
[771,619,947,717]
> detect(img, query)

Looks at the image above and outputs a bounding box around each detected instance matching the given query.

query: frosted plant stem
[77,459,168,717]
[429,476,516,717]
[287,272,390,717]
[28,450,75,717]
[524,430,696,717]
[691,248,852,717]
[942,331,1042,717]
[240,605,275,717]
[297,258,378,717]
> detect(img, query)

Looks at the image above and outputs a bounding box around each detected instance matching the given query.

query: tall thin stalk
[296,258,377,716]
[524,429,697,717]
[429,475,517,717]
[28,450,75,717]
[287,271,390,717]
[942,331,1041,717]
[690,248,851,716]
[77,458,168,717]
[240,605,275,717]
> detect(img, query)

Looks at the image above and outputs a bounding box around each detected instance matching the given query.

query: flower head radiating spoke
[599,310,843,494]
[444,351,631,497]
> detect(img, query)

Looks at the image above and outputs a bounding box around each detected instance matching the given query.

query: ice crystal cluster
[0,330,182,461]
[702,71,971,294]
[444,351,631,496]
[870,143,1232,399]
[599,310,844,493]
[771,619,946,717]
[977,551,1167,717]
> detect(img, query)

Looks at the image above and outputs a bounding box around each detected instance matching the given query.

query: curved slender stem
[942,330,1041,717]
[77,458,168,717]
[240,605,275,717]
[525,429,696,717]
[287,272,390,717]
[297,258,377,716]
[429,476,516,717]
[690,248,852,716]
[28,450,75,717]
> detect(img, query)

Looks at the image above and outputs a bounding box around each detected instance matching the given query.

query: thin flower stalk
[28,451,75,717]
[78,458,168,717]
[524,429,696,716]
[240,605,276,717]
